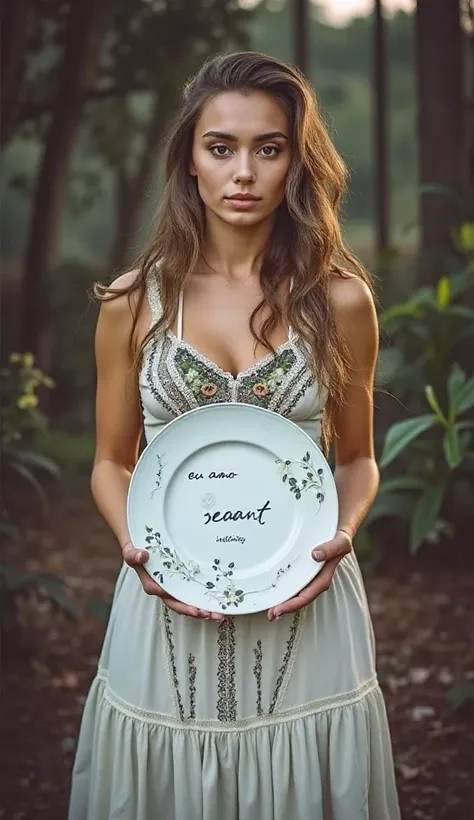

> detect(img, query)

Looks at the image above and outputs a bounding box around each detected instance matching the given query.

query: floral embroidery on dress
[174,346,229,405]
[216,617,237,721]
[188,653,197,720]
[162,606,185,721]
[253,639,263,716]
[268,612,301,714]
[238,348,296,409]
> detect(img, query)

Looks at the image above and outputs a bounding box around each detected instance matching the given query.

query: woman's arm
[326,273,380,540]
[92,271,222,620]
[268,275,379,620]
[91,272,144,549]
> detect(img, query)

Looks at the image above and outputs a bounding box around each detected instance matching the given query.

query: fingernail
[313,550,325,561]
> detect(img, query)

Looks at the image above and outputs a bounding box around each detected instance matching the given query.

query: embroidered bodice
[139,271,328,445]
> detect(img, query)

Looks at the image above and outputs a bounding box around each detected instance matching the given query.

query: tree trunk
[415,0,466,286]
[293,0,309,75]
[373,0,390,257]
[20,0,109,357]
[108,98,169,274]
[1,0,29,147]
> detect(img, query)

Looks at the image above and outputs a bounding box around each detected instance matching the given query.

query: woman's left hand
[267,529,353,621]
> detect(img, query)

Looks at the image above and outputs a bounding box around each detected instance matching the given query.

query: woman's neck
[200,210,275,282]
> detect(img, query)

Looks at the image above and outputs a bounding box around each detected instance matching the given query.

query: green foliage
[367,230,474,553]
[1,352,60,536]
[0,353,76,623]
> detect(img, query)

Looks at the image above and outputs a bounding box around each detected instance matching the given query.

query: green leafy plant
[373,364,474,552]
[363,225,474,554]
[1,353,77,623]
[1,352,60,538]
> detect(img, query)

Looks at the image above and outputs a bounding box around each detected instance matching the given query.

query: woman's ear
[189,161,197,177]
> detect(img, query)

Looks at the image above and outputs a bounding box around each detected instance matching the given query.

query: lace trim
[101,675,380,733]
[166,329,295,384]
[145,269,163,328]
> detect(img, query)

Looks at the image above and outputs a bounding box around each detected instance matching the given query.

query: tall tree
[293,0,309,74]
[17,0,251,357]
[20,0,110,356]
[415,0,466,285]
[373,0,390,256]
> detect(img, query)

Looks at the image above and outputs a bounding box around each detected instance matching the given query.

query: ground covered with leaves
[2,482,473,820]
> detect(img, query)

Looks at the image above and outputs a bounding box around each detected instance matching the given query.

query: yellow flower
[23,353,35,369]
[9,352,22,364]
[17,394,39,409]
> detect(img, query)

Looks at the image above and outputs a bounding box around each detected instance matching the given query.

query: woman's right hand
[122,542,225,620]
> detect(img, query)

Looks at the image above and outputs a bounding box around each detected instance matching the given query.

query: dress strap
[145,263,163,329]
[177,289,184,341]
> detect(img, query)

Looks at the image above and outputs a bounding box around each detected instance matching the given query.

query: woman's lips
[225,196,261,210]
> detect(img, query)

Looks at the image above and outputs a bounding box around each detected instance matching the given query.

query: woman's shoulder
[96,269,149,351]
[329,269,373,307]
[98,269,143,319]
[329,269,376,327]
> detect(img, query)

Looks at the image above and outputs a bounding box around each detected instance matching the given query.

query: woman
[69,52,400,819]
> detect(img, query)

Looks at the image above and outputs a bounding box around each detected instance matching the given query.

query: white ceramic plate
[127,404,338,614]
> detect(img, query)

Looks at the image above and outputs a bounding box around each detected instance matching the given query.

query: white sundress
[69,272,401,820]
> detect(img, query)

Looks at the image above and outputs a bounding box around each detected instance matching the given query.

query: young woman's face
[190,90,292,227]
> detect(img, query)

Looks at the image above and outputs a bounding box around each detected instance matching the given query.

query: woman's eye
[258,145,280,158]
[210,144,231,157]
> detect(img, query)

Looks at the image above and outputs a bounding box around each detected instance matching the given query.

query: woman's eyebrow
[201,130,288,141]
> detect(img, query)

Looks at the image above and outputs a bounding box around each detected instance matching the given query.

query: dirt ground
[1,482,473,820]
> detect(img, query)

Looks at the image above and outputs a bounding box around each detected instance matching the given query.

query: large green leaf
[15,450,61,478]
[380,414,437,468]
[8,461,50,518]
[443,426,463,469]
[37,574,78,620]
[445,305,474,322]
[447,364,467,417]
[366,493,415,524]
[457,378,474,415]
[379,288,436,327]
[410,482,446,553]
[378,476,426,494]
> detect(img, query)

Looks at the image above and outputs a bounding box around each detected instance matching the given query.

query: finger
[268,560,338,620]
[134,564,167,597]
[161,595,201,618]
[123,543,149,566]
[208,611,226,621]
[312,532,352,563]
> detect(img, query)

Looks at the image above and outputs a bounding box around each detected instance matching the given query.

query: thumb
[312,530,351,562]
[122,542,149,566]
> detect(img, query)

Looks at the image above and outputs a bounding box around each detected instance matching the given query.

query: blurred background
[1,1,473,818]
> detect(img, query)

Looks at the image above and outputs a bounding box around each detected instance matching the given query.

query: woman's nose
[232,155,256,185]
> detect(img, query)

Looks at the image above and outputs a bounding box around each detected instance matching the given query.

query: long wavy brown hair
[96,51,373,448]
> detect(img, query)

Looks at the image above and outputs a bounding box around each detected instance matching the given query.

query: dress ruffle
[69,670,399,820]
